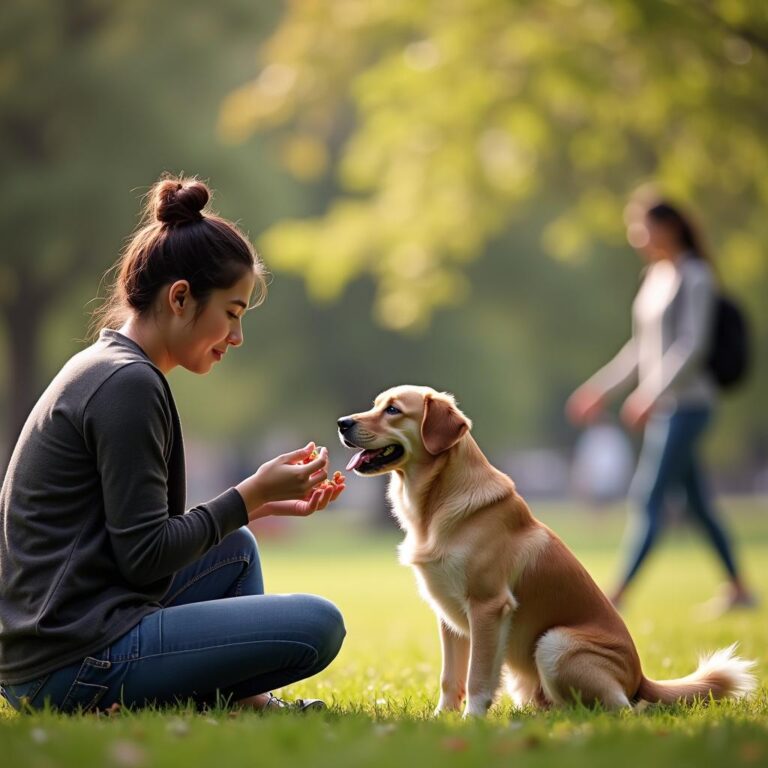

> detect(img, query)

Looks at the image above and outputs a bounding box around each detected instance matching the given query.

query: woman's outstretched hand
[256,475,346,519]
[565,385,605,426]
[620,390,654,430]
[235,442,346,520]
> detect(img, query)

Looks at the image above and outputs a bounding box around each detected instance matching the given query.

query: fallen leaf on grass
[165,719,190,736]
[109,740,147,768]
[441,737,469,752]
[740,742,763,764]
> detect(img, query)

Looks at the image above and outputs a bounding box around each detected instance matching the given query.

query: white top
[587,253,716,410]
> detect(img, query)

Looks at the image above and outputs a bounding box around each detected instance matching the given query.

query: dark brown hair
[645,201,710,264]
[90,175,267,338]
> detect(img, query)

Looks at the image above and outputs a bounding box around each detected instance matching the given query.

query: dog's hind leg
[534,628,632,710]
[503,668,546,710]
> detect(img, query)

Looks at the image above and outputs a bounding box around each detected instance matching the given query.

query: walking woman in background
[566,198,756,613]
[0,175,346,713]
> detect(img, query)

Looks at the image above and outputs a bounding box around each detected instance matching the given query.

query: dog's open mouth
[345,444,405,473]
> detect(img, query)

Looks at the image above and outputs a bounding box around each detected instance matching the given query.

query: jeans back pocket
[60,656,112,713]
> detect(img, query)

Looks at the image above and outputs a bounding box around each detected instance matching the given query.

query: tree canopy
[222,0,768,330]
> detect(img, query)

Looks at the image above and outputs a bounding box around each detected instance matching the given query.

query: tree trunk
[2,275,45,474]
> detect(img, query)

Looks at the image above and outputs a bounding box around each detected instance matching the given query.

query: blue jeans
[620,405,740,588]
[0,527,345,713]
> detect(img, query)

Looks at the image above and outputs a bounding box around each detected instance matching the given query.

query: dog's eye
[384,405,401,416]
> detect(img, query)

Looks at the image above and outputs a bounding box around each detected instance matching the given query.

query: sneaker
[695,586,759,620]
[264,692,326,712]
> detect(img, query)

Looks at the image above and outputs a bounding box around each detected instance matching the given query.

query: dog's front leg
[464,596,514,717]
[435,618,470,714]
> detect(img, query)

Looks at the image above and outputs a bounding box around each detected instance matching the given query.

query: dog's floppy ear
[421,395,470,455]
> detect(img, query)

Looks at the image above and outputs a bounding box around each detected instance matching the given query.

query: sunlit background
[2,0,767,529]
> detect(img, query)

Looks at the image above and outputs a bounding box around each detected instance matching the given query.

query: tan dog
[338,386,756,717]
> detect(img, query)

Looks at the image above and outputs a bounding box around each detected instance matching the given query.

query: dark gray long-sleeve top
[0,330,247,684]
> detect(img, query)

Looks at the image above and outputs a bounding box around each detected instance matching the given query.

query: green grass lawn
[1,499,766,767]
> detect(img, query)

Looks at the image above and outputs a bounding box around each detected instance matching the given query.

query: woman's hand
[254,474,346,519]
[620,391,655,430]
[565,385,605,426]
[236,443,330,514]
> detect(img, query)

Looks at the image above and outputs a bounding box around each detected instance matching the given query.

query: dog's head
[338,385,472,476]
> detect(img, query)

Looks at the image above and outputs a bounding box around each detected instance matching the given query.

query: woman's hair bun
[150,176,209,225]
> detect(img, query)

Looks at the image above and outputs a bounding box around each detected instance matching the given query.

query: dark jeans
[1,527,345,713]
[620,405,740,588]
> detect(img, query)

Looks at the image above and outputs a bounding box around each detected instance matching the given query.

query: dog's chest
[411,552,470,632]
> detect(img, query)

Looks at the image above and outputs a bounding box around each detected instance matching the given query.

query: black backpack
[707,294,751,390]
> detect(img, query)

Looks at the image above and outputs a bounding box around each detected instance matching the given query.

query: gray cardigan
[0,330,247,684]
[586,254,716,410]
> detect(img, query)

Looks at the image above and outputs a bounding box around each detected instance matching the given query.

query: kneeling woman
[0,176,346,713]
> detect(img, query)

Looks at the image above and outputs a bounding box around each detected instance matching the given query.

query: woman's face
[173,269,257,374]
[643,216,682,262]
[626,215,681,263]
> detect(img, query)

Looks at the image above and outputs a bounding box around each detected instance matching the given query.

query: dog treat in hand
[317,470,345,491]
[295,448,345,490]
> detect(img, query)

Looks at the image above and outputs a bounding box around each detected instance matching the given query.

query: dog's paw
[435,694,464,715]
[463,695,492,718]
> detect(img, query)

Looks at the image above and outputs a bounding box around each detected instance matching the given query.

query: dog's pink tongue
[346,450,367,471]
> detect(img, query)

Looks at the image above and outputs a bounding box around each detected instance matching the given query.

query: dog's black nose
[337,417,356,434]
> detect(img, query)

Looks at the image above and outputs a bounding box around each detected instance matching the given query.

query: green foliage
[224,0,768,329]
[1,1,281,293]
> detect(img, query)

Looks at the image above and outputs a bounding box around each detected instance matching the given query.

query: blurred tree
[0,0,295,461]
[222,0,768,331]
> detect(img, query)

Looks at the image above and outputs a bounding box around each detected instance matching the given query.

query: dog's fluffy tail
[637,644,757,704]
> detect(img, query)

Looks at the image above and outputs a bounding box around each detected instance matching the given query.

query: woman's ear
[420,395,470,455]
[168,280,191,316]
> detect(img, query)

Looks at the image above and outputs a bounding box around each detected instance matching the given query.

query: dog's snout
[337,417,356,434]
